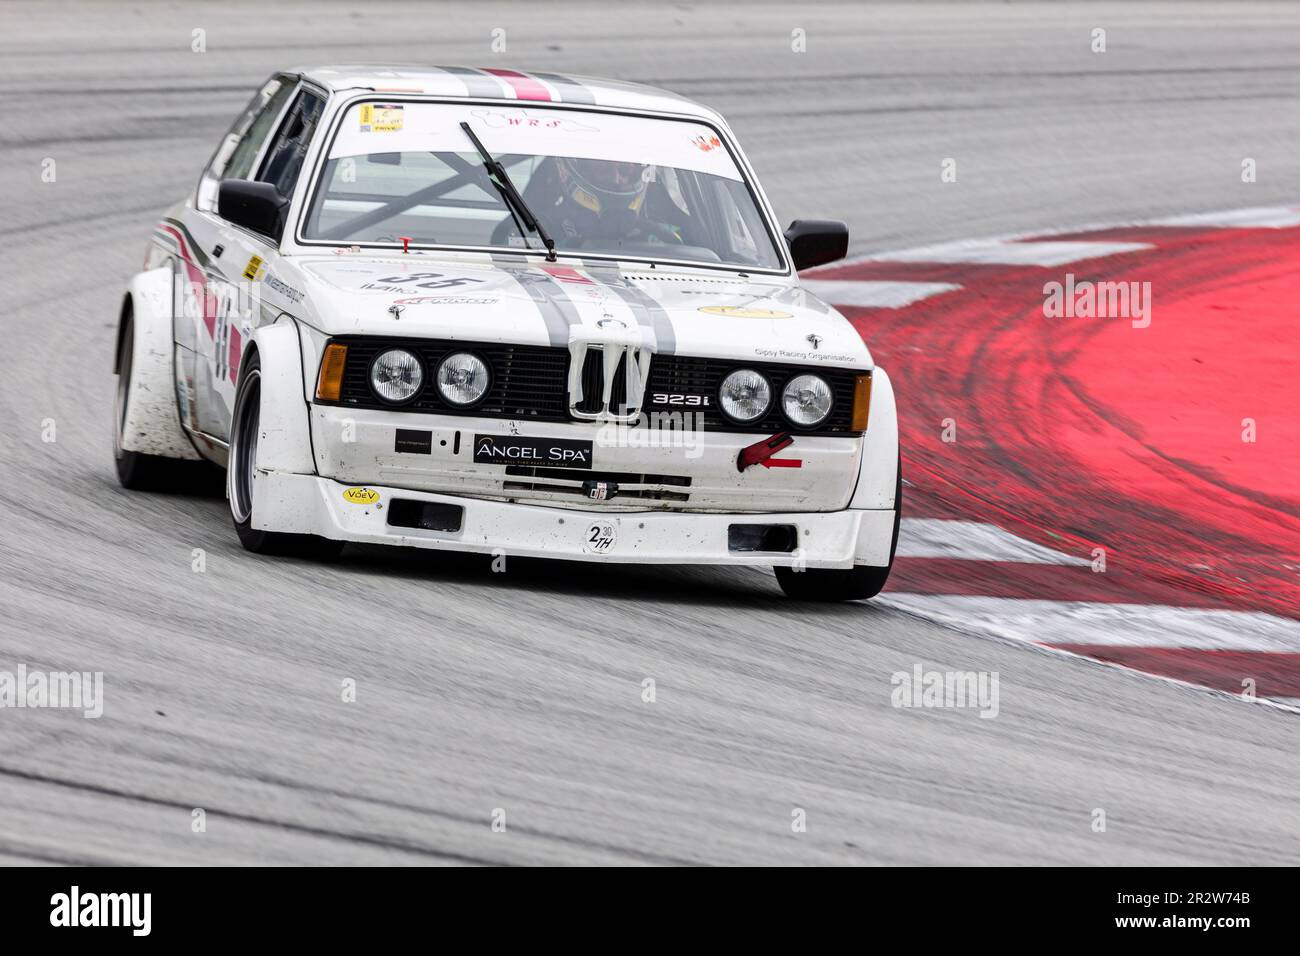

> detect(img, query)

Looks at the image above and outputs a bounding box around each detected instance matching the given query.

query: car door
[193,82,325,443]
[174,76,296,446]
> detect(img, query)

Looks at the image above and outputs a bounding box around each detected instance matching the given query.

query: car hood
[282,255,873,369]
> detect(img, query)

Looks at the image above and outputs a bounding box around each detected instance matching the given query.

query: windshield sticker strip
[531,72,597,105]
[438,66,509,99]
[482,68,553,102]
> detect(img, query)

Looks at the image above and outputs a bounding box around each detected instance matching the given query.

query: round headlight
[369,348,424,404]
[435,352,490,408]
[718,368,772,424]
[782,373,833,427]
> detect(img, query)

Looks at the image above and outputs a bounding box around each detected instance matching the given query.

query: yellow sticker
[698,306,792,319]
[242,255,264,281]
[359,103,404,132]
[342,487,380,505]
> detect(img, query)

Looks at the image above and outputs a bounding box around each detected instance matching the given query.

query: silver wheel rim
[113,324,131,460]
[229,371,260,524]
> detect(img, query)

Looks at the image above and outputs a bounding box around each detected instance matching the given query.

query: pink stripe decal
[228,327,242,384]
[541,265,593,284]
[161,222,241,383]
[482,68,552,101]
[160,224,216,338]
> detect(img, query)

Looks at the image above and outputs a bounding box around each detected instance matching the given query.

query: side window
[196,78,294,212]
[255,90,326,199]
[224,83,296,181]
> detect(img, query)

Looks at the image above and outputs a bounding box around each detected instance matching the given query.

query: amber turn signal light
[316,343,348,401]
[850,373,872,431]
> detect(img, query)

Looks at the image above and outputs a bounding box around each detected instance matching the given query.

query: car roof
[295,65,724,123]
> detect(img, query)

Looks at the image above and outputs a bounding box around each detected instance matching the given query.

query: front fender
[245,318,316,475]
[119,268,201,460]
[849,366,899,510]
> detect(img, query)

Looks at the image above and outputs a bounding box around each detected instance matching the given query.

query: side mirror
[784,219,849,271]
[218,179,289,239]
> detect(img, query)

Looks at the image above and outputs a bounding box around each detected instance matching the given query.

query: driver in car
[522,156,688,247]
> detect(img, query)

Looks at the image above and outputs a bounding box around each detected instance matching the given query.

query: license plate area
[472,434,594,470]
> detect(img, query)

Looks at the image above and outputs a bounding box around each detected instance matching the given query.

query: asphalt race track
[1,1,1298,865]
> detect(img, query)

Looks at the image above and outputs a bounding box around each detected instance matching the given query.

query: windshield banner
[329,102,743,180]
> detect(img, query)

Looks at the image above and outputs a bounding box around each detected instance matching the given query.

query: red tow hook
[737,431,797,472]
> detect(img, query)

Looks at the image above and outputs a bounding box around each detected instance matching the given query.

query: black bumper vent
[387,499,464,533]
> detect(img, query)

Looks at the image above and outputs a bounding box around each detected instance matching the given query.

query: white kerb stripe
[801,279,959,309]
[869,239,1151,267]
[896,519,1089,565]
[879,594,1300,653]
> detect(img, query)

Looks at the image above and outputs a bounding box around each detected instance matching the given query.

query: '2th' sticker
[583,523,617,555]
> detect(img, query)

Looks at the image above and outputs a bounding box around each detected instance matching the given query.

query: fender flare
[849,366,900,510]
[243,318,316,475]
[118,268,201,460]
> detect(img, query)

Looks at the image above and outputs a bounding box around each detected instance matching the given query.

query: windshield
[302,101,784,271]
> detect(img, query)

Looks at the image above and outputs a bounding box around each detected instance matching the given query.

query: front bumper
[309,405,864,513]
[252,471,896,568]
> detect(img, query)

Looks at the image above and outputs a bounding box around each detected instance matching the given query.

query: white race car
[113,66,900,600]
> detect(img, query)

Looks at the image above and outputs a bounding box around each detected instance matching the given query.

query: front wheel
[775,454,902,601]
[228,351,344,560]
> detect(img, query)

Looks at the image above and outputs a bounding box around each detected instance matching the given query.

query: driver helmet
[555,156,650,216]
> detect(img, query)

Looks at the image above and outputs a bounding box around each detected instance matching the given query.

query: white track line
[1151,205,1300,229]
[878,594,1300,653]
[807,202,1300,277]
[867,238,1151,267]
[801,279,958,308]
[896,519,1089,565]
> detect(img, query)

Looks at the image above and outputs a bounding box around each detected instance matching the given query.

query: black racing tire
[228,351,345,560]
[114,313,211,491]
[775,452,902,601]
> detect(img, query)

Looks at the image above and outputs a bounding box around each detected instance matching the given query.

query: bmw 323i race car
[113,66,900,600]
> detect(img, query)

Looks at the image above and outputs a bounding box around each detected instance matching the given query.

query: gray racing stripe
[490,255,579,348]
[439,66,508,99]
[531,72,597,105]
[582,263,677,354]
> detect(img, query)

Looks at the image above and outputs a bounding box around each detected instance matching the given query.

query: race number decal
[583,522,617,555]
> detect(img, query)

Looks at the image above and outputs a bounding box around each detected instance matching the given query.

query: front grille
[325,336,864,435]
[574,348,633,416]
[334,337,569,420]
[646,358,861,434]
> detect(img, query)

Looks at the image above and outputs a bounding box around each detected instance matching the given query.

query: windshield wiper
[459,121,557,262]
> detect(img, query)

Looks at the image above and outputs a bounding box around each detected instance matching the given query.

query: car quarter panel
[119,266,202,460]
